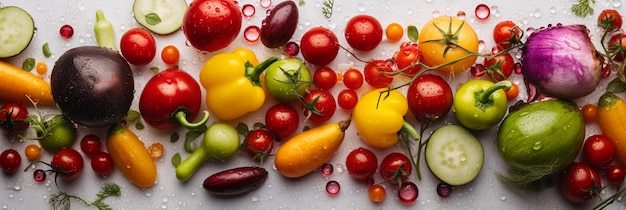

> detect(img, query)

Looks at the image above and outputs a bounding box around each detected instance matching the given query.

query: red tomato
[51,148,84,181]
[342,68,364,90]
[80,134,102,158]
[302,89,337,123]
[313,67,337,90]
[598,9,623,31]
[139,68,202,130]
[380,152,412,184]
[493,20,522,49]
[0,149,21,173]
[483,52,514,81]
[582,134,616,170]
[300,27,340,66]
[337,89,358,110]
[608,33,626,62]
[119,28,156,65]
[91,151,113,176]
[244,129,274,162]
[0,102,29,136]
[607,165,626,185]
[344,15,383,51]
[560,162,601,204]
[265,103,299,139]
[406,74,453,122]
[393,42,423,75]
[364,60,394,88]
[182,0,242,52]
[345,147,378,180]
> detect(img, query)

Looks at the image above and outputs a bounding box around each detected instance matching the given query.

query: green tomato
[453,80,511,130]
[38,116,77,153]
[264,58,312,103]
[204,122,240,160]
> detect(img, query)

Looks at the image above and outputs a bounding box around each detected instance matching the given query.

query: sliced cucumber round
[0,6,35,58]
[425,125,484,186]
[133,0,188,35]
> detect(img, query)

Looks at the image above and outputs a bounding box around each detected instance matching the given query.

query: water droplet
[500,195,507,200]
[549,7,557,14]
[456,11,466,19]
[612,0,621,7]
[242,4,256,18]
[432,10,441,17]
[532,9,542,18]
[251,193,260,202]
[532,142,543,151]
[243,25,261,43]
[357,3,366,12]
[326,181,340,196]
[474,4,490,20]
[259,0,272,8]
[321,163,334,176]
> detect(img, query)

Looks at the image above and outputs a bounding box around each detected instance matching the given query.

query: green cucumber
[0,6,35,58]
[132,0,188,35]
[497,99,585,189]
[425,125,484,186]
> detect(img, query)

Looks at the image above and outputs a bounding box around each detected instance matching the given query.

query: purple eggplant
[203,167,268,196]
[260,1,298,48]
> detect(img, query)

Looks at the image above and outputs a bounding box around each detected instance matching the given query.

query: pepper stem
[173,110,210,130]
[246,57,279,87]
[477,80,512,104]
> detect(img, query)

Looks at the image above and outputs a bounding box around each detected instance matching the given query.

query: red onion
[521,24,602,100]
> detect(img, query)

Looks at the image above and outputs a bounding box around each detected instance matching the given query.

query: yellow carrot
[106,124,157,188]
[0,61,55,106]
[274,118,351,178]
[598,92,626,166]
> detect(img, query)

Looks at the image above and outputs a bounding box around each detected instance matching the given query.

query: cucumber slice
[0,6,35,58]
[425,125,484,186]
[133,0,188,35]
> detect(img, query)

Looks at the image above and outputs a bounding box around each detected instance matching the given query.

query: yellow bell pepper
[199,48,277,120]
[598,92,626,166]
[354,88,415,148]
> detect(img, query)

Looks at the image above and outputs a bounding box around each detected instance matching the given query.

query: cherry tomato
[182,0,242,53]
[380,152,412,184]
[345,15,383,51]
[119,28,156,65]
[342,68,364,90]
[313,67,337,90]
[244,129,274,162]
[581,103,598,123]
[608,33,626,62]
[597,9,623,31]
[364,60,394,88]
[385,23,404,42]
[80,134,102,158]
[337,89,358,110]
[302,89,337,123]
[161,45,180,65]
[582,134,616,170]
[393,42,423,75]
[36,61,47,75]
[419,16,479,73]
[0,149,21,173]
[0,102,29,136]
[51,148,84,181]
[560,162,601,204]
[368,184,386,203]
[493,20,522,49]
[505,82,519,100]
[484,52,514,81]
[406,74,453,122]
[607,165,626,185]
[265,103,299,139]
[300,27,340,66]
[24,144,42,161]
[91,151,113,176]
[345,147,378,180]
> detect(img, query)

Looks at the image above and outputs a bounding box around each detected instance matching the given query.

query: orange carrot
[0,61,55,106]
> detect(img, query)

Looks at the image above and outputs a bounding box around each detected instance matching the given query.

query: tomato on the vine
[91,151,113,176]
[607,165,626,185]
[393,42,423,75]
[380,152,412,184]
[0,149,21,173]
[493,20,522,49]
[119,28,156,65]
[244,129,274,162]
[582,134,616,170]
[608,33,626,62]
[484,52,515,81]
[313,67,338,90]
[302,89,337,123]
[265,103,299,139]
[364,60,394,88]
[406,74,453,122]
[51,148,84,181]
[0,102,29,136]
[419,16,479,73]
[345,147,378,180]
[504,82,519,100]
[337,89,358,110]
[342,68,364,90]
[597,9,623,31]
[560,162,601,204]
[300,27,340,66]
[345,15,383,51]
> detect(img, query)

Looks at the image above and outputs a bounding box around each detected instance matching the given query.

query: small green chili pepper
[453,80,511,130]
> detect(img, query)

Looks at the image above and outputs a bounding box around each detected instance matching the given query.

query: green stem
[400,121,422,180]
[477,80,512,104]
[173,110,210,130]
[246,57,279,86]
[175,146,209,181]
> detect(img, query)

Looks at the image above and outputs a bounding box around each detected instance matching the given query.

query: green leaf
[170,132,180,143]
[570,0,596,18]
[236,122,250,137]
[407,25,419,42]
[150,67,159,74]
[607,77,626,93]
[298,0,305,6]
[145,13,162,25]
[171,153,181,167]
[42,43,52,58]
[22,58,35,72]
[126,110,141,122]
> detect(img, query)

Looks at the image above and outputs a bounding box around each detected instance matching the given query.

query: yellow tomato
[419,16,478,73]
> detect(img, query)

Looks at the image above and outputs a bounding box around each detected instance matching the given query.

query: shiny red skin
[380,152,412,184]
[119,28,156,65]
[493,20,521,49]
[80,134,102,158]
[51,148,84,181]
[597,9,623,30]
[560,162,601,204]
[337,89,358,110]
[345,147,378,180]
[265,103,299,139]
[484,52,515,81]
[607,165,626,185]
[203,167,269,196]
[0,149,21,173]
[608,33,626,62]
[582,134,616,170]
[393,42,423,75]
[364,60,394,88]
[313,67,337,90]
[342,68,364,90]
[300,27,340,66]
[303,89,337,123]
[0,102,29,136]
[406,74,453,122]
[244,129,274,158]
[139,68,202,130]
[183,0,242,52]
[344,15,383,51]
[91,152,114,176]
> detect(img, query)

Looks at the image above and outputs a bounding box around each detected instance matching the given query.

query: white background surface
[0,0,624,209]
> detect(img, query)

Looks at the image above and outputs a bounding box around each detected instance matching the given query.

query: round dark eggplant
[260,1,299,48]
[51,46,134,127]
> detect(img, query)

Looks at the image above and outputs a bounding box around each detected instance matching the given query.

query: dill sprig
[49,183,121,210]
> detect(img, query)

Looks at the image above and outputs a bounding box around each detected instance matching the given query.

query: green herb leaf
[607,77,626,93]
[170,132,180,143]
[407,25,419,42]
[322,0,334,18]
[236,122,250,137]
[49,183,121,210]
[184,125,207,153]
[150,67,159,74]
[172,153,181,167]
[42,43,52,58]
[298,0,305,6]
[22,58,35,72]
[571,0,596,18]
[126,110,141,122]
[145,13,162,25]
